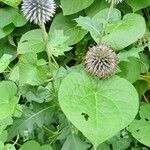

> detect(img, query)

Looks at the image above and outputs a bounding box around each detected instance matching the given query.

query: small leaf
[0,54,12,73]
[128,104,150,147]
[58,71,139,149]
[75,16,103,43]
[0,0,21,7]
[118,47,143,62]
[48,30,72,57]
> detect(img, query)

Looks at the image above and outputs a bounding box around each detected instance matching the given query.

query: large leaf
[126,0,150,12]
[75,16,103,43]
[50,13,87,45]
[58,71,139,149]
[17,29,45,54]
[102,13,146,50]
[128,104,150,147]
[60,0,95,15]
[0,81,18,121]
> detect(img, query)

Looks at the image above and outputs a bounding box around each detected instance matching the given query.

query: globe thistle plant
[84,44,118,78]
[105,0,124,4]
[22,0,56,25]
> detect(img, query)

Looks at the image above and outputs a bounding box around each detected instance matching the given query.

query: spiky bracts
[22,0,56,25]
[105,0,124,4]
[84,44,118,78]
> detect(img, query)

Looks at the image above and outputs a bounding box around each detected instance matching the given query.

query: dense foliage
[0,0,150,149]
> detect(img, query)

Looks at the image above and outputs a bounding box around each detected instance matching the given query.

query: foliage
[0,0,150,150]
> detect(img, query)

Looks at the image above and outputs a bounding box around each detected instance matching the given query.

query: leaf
[75,16,103,43]
[118,47,143,62]
[0,7,26,39]
[50,13,87,45]
[3,144,16,150]
[0,0,21,7]
[17,29,45,54]
[102,13,146,50]
[128,104,150,147]
[48,30,72,57]
[58,71,139,149]
[126,0,150,12]
[62,134,89,150]
[19,53,48,86]
[0,81,18,121]
[118,57,141,83]
[8,103,56,140]
[60,0,95,15]
[19,140,53,150]
[0,54,12,73]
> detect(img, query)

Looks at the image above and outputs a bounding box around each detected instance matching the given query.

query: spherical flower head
[105,0,124,4]
[84,44,118,78]
[22,0,56,25]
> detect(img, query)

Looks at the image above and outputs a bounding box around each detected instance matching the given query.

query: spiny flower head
[84,44,118,78]
[22,0,56,25]
[105,0,124,4]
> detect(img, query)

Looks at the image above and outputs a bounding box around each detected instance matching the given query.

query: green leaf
[58,71,139,149]
[0,0,21,7]
[126,0,150,12]
[60,0,95,15]
[19,140,53,150]
[8,103,56,140]
[62,134,89,150]
[0,81,18,121]
[48,30,72,57]
[50,13,87,45]
[102,13,146,50]
[0,7,26,39]
[118,47,143,62]
[17,29,45,54]
[3,144,16,150]
[118,57,141,83]
[75,16,103,43]
[128,104,150,147]
[0,54,12,73]
[19,53,48,86]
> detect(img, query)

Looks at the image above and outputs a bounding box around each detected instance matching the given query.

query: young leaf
[58,71,139,149]
[0,0,21,7]
[60,0,94,15]
[48,30,72,57]
[128,104,150,147]
[75,16,103,43]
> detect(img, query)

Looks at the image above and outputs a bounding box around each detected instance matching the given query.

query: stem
[42,125,56,135]
[100,0,114,42]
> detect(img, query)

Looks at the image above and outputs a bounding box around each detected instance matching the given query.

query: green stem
[42,125,56,135]
[100,1,114,43]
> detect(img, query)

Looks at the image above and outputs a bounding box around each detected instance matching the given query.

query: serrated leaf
[48,30,72,57]
[75,16,103,43]
[50,13,87,45]
[7,103,56,140]
[128,104,150,147]
[0,54,12,73]
[102,13,146,50]
[58,71,139,149]
[17,29,45,54]
[60,0,94,15]
[0,0,21,7]
[118,47,143,62]
[19,53,48,86]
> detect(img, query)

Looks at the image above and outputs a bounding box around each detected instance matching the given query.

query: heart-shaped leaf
[58,72,139,149]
